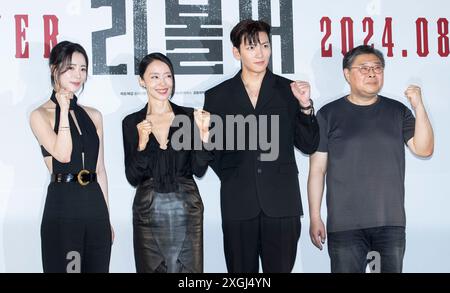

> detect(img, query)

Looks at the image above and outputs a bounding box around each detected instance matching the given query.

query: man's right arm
[308,151,328,250]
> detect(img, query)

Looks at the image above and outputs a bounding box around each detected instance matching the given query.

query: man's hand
[309,216,327,250]
[405,85,424,110]
[290,81,311,107]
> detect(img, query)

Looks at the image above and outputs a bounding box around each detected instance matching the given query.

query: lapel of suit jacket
[231,70,277,114]
[169,100,186,116]
[255,70,277,113]
[231,70,258,114]
[168,100,189,137]
[137,104,148,122]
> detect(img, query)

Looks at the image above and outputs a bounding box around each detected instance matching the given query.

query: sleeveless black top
[41,91,99,173]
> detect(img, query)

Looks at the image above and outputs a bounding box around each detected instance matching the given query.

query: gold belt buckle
[77,169,90,186]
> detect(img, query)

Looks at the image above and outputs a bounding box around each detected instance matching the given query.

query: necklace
[146,111,174,150]
[242,73,263,101]
[243,82,260,108]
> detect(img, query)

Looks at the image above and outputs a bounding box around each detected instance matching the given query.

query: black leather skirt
[132,177,203,273]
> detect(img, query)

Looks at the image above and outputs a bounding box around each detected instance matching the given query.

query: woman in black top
[122,53,211,273]
[29,41,112,272]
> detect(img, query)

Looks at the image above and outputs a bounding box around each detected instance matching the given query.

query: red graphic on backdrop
[321,16,449,58]
[14,14,59,59]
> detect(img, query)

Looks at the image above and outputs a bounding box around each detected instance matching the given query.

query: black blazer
[203,70,319,220]
[122,102,210,188]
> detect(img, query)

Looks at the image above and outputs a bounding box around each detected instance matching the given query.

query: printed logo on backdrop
[91,0,295,75]
[13,0,296,76]
[11,0,449,77]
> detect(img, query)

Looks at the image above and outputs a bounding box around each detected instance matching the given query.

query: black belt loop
[51,171,97,186]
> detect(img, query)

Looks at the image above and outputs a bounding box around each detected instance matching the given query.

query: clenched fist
[136,119,153,151]
[404,85,424,110]
[290,80,311,107]
[194,109,211,143]
[55,91,74,111]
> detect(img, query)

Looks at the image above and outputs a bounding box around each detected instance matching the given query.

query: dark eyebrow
[70,63,87,68]
[149,72,172,75]
[358,61,382,66]
[246,41,270,47]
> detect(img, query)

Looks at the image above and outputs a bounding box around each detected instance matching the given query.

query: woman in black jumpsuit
[122,53,211,273]
[30,41,112,273]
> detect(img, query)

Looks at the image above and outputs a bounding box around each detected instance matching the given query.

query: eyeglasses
[349,65,384,75]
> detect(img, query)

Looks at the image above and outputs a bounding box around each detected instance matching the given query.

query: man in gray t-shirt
[308,45,434,273]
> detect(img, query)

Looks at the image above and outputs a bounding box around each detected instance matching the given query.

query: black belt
[51,170,97,186]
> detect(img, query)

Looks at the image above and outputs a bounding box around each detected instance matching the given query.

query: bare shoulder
[30,101,54,126]
[81,105,103,128]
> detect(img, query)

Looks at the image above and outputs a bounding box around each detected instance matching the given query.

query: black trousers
[222,212,301,273]
[41,183,111,273]
[41,218,111,273]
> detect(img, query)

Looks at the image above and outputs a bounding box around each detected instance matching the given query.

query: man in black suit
[202,19,320,273]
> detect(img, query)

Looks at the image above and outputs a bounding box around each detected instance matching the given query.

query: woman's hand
[136,119,153,151]
[54,83,73,111]
[194,109,211,143]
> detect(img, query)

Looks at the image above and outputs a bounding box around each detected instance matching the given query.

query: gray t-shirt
[317,95,416,233]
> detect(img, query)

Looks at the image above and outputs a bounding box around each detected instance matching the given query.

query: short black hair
[138,52,175,99]
[49,41,89,90]
[230,19,271,50]
[343,45,385,70]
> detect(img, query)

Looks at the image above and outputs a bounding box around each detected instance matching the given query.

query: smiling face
[140,59,174,102]
[344,53,384,99]
[233,31,271,75]
[53,52,87,93]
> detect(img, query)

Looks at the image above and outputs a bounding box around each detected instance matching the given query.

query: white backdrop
[0,0,449,273]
